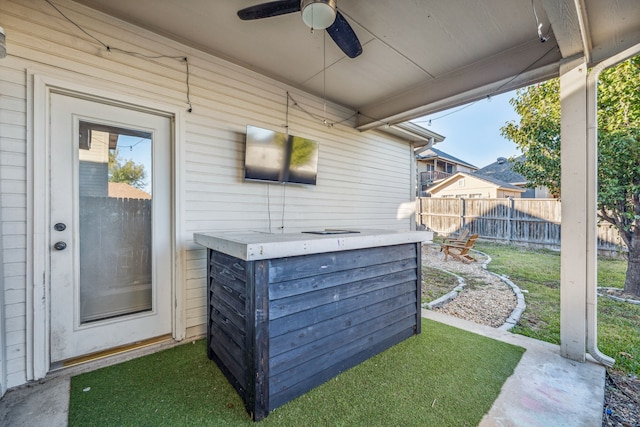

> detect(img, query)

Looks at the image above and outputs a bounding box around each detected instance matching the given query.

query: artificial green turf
[68,319,524,427]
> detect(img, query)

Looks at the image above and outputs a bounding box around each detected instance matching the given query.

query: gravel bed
[422,243,516,328]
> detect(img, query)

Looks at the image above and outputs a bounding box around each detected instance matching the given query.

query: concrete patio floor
[424,309,606,427]
[0,310,606,426]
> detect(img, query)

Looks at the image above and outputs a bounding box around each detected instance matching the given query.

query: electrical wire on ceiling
[46,0,359,126]
[376,44,558,129]
[44,0,193,112]
[47,0,361,128]
[531,0,552,43]
[45,0,556,133]
[323,31,327,126]
[412,101,480,126]
[337,9,435,79]
[286,92,358,128]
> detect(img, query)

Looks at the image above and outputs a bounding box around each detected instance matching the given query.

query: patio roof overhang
[71,0,639,133]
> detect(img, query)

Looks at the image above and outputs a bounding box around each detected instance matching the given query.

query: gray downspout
[585,43,640,367]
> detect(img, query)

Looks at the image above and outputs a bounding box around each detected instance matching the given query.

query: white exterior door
[49,93,172,363]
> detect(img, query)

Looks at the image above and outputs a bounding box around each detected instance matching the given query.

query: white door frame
[29,71,185,379]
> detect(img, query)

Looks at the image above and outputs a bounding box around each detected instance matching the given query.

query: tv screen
[287,135,319,185]
[244,125,319,185]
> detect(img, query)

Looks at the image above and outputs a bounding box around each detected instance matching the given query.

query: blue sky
[115,136,152,193]
[412,90,522,169]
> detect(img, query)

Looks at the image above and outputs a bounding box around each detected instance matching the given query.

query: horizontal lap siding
[267,244,418,410]
[1,47,28,392]
[183,89,413,334]
[0,0,414,390]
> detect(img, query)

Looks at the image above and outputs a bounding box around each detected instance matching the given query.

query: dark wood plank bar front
[195,229,432,421]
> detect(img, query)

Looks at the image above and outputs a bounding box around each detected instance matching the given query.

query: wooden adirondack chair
[440,228,470,249]
[441,234,479,263]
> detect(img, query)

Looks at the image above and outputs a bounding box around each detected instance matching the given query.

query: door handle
[54,241,67,251]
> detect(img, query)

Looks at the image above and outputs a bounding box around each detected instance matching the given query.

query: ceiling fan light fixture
[301,0,337,30]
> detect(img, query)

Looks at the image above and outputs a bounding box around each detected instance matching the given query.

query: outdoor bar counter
[194,229,433,421]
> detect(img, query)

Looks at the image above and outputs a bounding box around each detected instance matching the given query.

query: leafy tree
[501,56,640,296]
[108,149,147,190]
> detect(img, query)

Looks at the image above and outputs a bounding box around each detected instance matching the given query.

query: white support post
[410,142,417,230]
[559,55,588,362]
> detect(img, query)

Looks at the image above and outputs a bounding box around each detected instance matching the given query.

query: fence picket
[417,197,625,254]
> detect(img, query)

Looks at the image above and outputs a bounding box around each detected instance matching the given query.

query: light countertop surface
[194,229,433,261]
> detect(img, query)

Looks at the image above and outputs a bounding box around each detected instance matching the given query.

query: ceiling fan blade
[325,11,362,58]
[237,0,301,20]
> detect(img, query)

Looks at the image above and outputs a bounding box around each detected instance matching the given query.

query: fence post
[459,198,466,232]
[507,197,514,243]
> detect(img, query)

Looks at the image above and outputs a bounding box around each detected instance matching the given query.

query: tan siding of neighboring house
[429,174,523,198]
[108,183,152,200]
[0,0,414,389]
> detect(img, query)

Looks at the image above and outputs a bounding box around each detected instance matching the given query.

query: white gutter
[383,122,445,147]
[585,42,640,367]
[573,0,592,64]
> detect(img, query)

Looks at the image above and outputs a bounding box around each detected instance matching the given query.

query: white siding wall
[0,47,28,391]
[0,0,414,389]
[0,179,5,395]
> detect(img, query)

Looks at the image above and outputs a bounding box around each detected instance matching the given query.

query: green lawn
[475,241,640,375]
[421,267,459,303]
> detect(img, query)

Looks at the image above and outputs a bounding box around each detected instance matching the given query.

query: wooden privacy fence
[80,196,152,287]
[417,197,625,254]
[79,196,153,322]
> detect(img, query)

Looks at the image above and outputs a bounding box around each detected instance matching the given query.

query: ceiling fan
[237,0,363,58]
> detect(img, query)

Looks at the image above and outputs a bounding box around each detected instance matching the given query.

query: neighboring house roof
[415,147,478,170]
[108,182,152,200]
[427,171,525,194]
[474,156,527,185]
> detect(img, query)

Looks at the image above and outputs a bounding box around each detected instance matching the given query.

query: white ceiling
[73,0,640,131]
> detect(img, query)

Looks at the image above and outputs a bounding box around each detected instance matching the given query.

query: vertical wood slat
[244,260,269,421]
[206,250,213,361]
[415,243,422,335]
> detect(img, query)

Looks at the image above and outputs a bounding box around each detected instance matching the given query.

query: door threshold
[53,334,173,369]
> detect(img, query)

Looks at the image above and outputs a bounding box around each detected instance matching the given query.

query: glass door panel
[78,122,153,323]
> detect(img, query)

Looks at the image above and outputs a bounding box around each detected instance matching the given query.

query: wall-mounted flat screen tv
[244,125,319,185]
